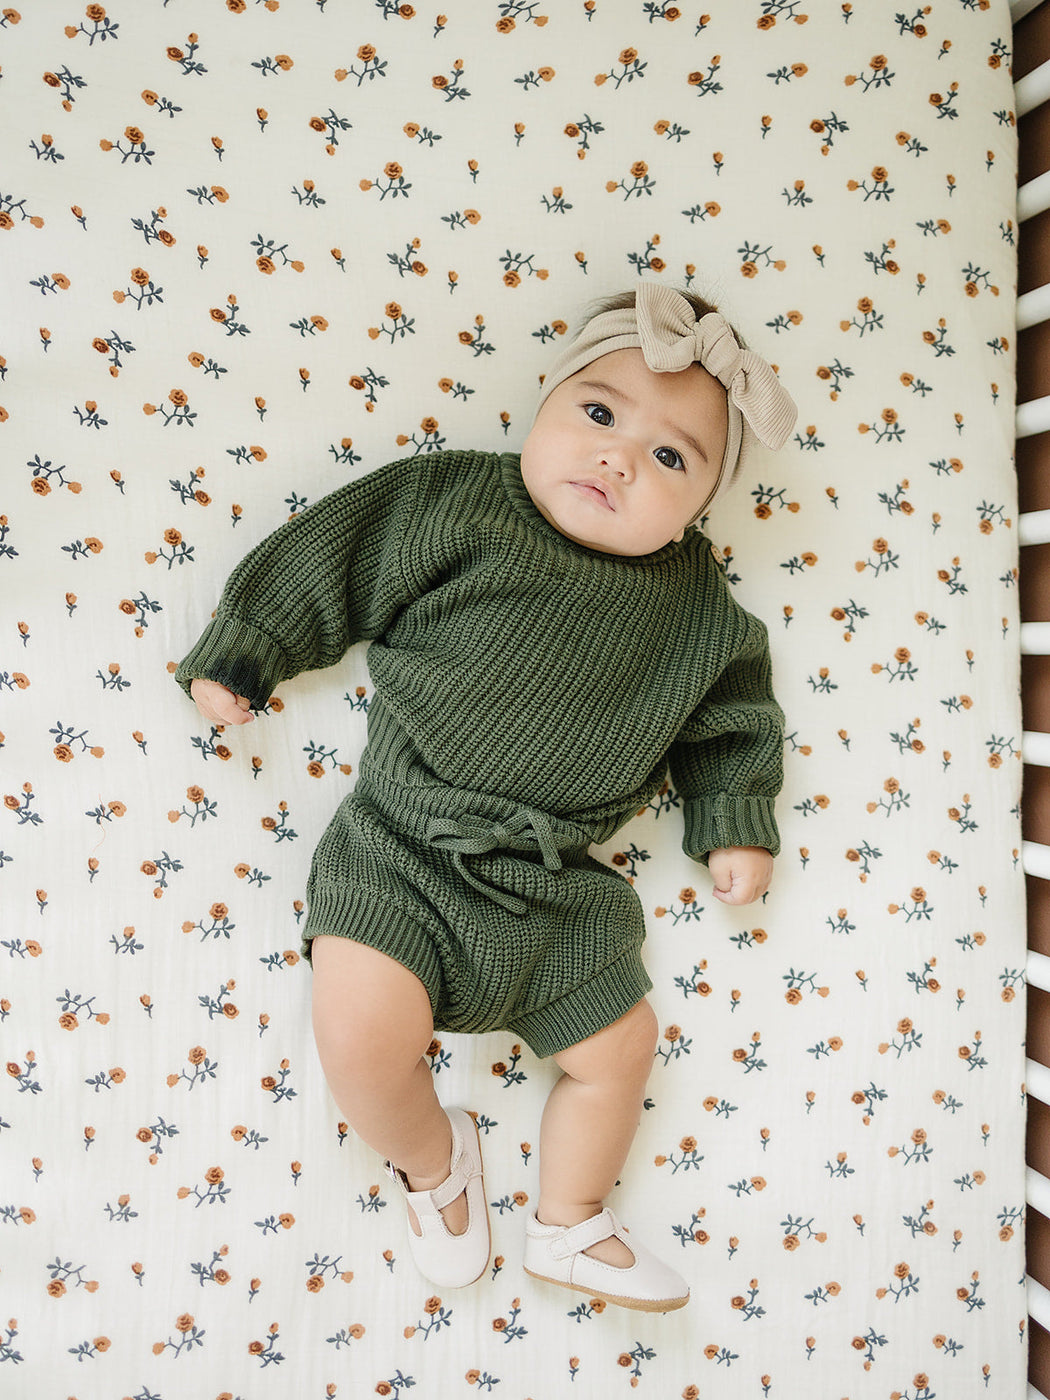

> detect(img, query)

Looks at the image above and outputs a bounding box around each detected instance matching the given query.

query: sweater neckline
[498,452,693,568]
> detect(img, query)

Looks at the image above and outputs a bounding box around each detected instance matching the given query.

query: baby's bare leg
[311,935,468,1235]
[537,998,659,1267]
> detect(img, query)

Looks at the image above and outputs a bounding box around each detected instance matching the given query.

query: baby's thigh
[311,936,435,1071]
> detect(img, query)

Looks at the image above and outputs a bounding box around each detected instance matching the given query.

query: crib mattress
[0,2,1024,1396]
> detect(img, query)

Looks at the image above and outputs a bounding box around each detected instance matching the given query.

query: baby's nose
[597,441,637,478]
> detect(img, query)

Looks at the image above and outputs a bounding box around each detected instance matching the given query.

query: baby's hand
[190,677,254,726]
[708,846,773,905]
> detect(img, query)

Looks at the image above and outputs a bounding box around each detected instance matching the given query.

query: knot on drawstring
[426,807,572,914]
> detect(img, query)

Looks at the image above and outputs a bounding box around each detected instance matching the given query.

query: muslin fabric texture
[0,2,1024,1397]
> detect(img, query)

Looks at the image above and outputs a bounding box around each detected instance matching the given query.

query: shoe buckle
[385,1159,409,1190]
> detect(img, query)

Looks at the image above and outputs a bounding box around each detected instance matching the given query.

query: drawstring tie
[425,807,575,915]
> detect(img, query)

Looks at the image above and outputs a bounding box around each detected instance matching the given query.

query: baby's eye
[584,402,613,426]
[654,446,686,471]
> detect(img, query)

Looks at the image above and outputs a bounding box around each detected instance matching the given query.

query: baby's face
[520,349,728,557]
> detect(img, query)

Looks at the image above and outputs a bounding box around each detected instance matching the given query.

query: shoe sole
[523,1265,689,1313]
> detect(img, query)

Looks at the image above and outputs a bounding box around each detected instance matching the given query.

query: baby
[176,280,796,1313]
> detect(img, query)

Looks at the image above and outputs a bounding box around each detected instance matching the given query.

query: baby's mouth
[570,479,615,510]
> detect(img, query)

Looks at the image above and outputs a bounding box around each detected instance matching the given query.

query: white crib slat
[1017,58,1050,116]
[1025,731,1050,766]
[1013,0,1045,22]
[1031,1275,1050,1332]
[1031,1165,1050,1219]
[1030,1059,1050,1106]
[1022,623,1050,655]
[1020,170,1050,222]
[1028,1386,1049,1400]
[1019,285,1050,331]
[1024,841,1050,879]
[1018,395,1050,438]
[1021,510,1050,546]
[1030,951,1050,991]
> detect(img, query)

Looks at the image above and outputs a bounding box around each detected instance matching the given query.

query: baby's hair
[581,286,748,350]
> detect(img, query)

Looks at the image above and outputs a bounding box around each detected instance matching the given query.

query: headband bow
[536,280,797,511]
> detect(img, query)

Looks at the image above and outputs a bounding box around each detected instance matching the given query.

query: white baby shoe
[386,1106,490,1289]
[523,1207,690,1312]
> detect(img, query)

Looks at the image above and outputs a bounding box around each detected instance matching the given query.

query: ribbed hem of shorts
[507,950,653,1060]
[301,881,444,1011]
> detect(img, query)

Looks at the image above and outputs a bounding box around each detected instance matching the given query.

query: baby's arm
[175,454,428,715]
[190,677,255,726]
[708,846,773,905]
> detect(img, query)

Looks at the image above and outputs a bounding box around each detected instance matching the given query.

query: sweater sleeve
[667,606,785,863]
[174,456,421,709]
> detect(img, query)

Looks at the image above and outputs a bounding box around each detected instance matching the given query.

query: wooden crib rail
[1016,0,1050,1395]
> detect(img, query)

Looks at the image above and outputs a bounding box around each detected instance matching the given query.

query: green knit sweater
[175,450,784,861]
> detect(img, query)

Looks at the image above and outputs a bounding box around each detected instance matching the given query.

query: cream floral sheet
[0,2,1024,1397]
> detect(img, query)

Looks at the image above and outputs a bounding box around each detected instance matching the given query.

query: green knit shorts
[301,769,652,1059]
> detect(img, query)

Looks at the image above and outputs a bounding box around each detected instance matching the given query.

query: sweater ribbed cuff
[174,613,290,711]
[683,795,780,864]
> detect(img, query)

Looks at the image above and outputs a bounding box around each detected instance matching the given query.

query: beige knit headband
[536,280,798,511]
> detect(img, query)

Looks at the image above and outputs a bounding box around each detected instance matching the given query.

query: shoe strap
[385,1115,479,1217]
[549,1207,624,1261]
[428,1147,475,1212]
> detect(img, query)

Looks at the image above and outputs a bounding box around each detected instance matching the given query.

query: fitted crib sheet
[0,3,1025,1397]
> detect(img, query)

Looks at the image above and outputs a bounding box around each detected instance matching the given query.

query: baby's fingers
[190,678,254,725]
[219,694,255,725]
[708,848,772,905]
[712,877,759,906]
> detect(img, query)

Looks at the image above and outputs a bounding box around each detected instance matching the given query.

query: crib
[0,2,1036,1396]
[1018,4,1050,1398]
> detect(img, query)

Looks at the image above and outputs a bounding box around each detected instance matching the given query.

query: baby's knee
[602,998,660,1081]
[621,997,660,1067]
[310,937,434,1074]
[313,1004,433,1095]
[558,997,659,1083]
